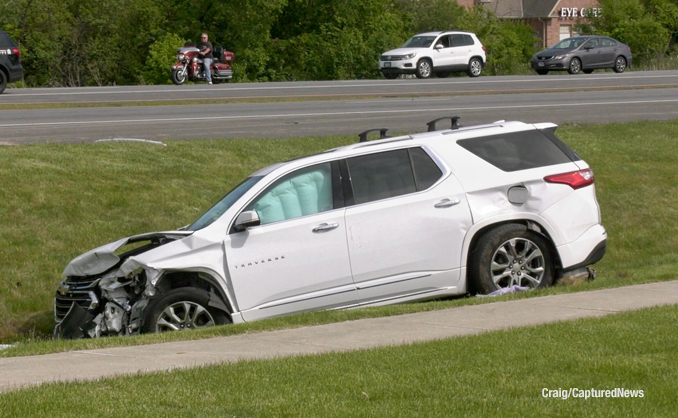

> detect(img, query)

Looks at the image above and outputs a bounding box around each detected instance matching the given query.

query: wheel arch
[154,270,236,318]
[462,217,563,275]
[0,64,9,82]
[469,55,485,66]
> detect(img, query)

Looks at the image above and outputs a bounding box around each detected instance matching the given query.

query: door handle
[434,198,461,208]
[312,222,339,232]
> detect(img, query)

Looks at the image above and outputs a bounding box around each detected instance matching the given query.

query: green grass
[1,119,678,353]
[2,303,676,417]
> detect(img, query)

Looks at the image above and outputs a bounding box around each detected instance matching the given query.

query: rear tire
[567,58,582,74]
[0,71,7,94]
[469,224,554,295]
[415,59,432,79]
[141,287,230,334]
[467,58,482,77]
[614,56,627,73]
[437,72,450,78]
[383,73,399,80]
[583,69,594,74]
[171,68,187,85]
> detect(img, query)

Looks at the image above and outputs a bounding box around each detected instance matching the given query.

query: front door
[580,38,602,68]
[225,162,355,321]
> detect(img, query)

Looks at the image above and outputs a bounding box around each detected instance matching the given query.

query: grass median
[1,119,678,356]
[2,303,676,416]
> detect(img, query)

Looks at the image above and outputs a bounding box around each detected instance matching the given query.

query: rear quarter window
[457,130,572,172]
[0,33,17,48]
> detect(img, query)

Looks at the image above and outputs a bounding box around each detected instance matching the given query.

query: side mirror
[233,210,260,232]
[435,44,443,50]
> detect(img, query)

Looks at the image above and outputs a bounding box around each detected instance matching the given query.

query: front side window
[435,36,451,48]
[247,163,334,225]
[583,38,599,49]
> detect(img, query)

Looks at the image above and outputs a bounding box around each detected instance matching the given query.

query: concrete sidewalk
[2,281,678,393]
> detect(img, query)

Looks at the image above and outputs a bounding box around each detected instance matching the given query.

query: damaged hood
[62,231,194,277]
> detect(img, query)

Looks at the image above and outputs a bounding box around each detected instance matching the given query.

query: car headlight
[403,53,417,60]
[554,55,569,60]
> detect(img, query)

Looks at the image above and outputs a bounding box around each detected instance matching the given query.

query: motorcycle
[171,44,234,85]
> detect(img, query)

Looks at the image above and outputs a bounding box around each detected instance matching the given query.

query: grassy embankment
[1,303,676,416]
[0,119,677,356]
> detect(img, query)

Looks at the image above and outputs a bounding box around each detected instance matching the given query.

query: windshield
[401,36,436,48]
[188,176,263,231]
[551,38,587,49]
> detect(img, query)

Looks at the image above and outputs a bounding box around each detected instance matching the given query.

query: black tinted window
[348,150,416,204]
[463,35,474,46]
[410,148,443,190]
[0,33,17,48]
[458,131,572,172]
[450,34,465,47]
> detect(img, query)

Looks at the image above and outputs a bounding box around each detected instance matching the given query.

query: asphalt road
[1,71,678,144]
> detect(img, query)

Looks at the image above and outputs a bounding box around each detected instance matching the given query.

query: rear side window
[348,150,416,204]
[458,131,572,172]
[0,33,17,48]
[463,35,475,46]
[410,147,443,190]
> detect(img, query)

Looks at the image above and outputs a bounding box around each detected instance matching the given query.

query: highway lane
[1,71,678,104]
[1,87,677,144]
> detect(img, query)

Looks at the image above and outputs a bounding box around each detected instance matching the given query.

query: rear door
[599,38,617,66]
[343,147,473,303]
[449,34,471,67]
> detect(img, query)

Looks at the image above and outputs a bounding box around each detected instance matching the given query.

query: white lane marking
[2,74,678,97]
[1,98,678,128]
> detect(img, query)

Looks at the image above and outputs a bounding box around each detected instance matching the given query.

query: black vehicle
[0,30,23,94]
[531,36,632,75]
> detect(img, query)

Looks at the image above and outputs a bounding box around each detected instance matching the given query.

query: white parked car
[55,117,606,338]
[379,31,487,79]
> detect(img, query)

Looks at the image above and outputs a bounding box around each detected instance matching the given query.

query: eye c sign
[560,7,602,18]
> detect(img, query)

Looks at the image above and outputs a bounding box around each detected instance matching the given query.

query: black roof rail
[358,128,390,143]
[427,116,461,132]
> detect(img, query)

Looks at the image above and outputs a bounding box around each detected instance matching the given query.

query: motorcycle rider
[197,33,213,84]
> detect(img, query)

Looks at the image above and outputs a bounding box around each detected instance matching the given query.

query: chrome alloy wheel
[155,301,216,332]
[469,60,482,76]
[490,238,545,288]
[417,60,432,78]
[615,56,627,73]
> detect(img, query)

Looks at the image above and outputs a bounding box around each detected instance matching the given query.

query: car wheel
[141,287,230,333]
[470,224,554,295]
[0,71,7,94]
[467,58,482,77]
[614,56,627,73]
[437,72,450,78]
[415,59,432,79]
[535,70,549,75]
[383,73,399,80]
[567,58,582,74]
[583,69,594,74]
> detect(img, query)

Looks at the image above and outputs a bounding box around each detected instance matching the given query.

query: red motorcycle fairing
[171,45,234,85]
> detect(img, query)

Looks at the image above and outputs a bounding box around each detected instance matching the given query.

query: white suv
[54,118,606,338]
[379,31,487,79]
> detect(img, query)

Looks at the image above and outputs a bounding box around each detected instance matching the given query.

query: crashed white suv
[379,31,486,79]
[55,117,606,338]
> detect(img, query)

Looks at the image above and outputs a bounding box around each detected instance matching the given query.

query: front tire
[171,68,187,85]
[467,58,482,77]
[568,58,582,74]
[415,59,432,79]
[141,287,230,334]
[614,56,627,73]
[470,224,554,295]
[583,69,594,74]
[437,72,450,78]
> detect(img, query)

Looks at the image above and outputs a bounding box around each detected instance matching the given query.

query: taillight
[482,46,486,52]
[544,169,594,189]
[11,48,20,60]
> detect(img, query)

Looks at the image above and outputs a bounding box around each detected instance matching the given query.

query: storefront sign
[560,7,602,18]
